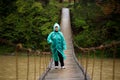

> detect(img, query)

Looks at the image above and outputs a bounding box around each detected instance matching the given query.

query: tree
[0,0,61,51]
[0,0,17,17]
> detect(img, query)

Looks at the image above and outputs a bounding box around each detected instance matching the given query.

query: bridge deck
[42,8,90,80]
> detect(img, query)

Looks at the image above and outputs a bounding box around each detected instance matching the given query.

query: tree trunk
[59,0,63,3]
[69,0,71,3]
[74,0,76,3]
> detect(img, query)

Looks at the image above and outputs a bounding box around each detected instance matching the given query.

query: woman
[47,23,67,69]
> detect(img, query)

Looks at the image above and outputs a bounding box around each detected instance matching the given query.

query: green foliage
[70,2,120,57]
[71,2,120,45]
[0,0,61,54]
[0,44,14,55]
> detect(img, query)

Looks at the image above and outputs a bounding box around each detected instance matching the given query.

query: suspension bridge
[39,8,90,80]
[0,7,120,80]
[38,7,120,80]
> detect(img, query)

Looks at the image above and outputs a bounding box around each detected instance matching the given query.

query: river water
[79,58,120,80]
[0,55,120,80]
[0,55,51,80]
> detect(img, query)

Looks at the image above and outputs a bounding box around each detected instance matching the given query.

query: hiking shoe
[55,66,58,69]
[61,66,65,69]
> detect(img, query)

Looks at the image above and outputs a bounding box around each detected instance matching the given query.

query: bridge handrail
[73,40,120,80]
[73,40,120,52]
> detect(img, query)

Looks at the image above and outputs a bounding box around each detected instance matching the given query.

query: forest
[0,0,120,56]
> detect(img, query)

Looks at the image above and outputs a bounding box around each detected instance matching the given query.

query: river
[79,58,120,80]
[0,55,51,80]
[0,56,120,80]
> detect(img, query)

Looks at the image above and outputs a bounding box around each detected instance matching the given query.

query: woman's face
[55,26,58,31]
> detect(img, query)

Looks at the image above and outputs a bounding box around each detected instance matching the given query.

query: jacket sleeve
[47,32,53,44]
[60,32,67,50]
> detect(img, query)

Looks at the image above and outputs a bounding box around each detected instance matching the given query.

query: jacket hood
[53,23,60,31]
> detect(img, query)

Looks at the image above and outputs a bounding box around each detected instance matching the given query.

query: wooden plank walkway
[41,8,90,80]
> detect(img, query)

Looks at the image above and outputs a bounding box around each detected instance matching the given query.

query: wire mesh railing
[74,41,120,80]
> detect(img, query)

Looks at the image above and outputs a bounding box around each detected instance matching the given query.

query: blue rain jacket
[47,23,67,61]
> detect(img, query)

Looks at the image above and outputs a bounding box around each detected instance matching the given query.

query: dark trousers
[55,51,64,67]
